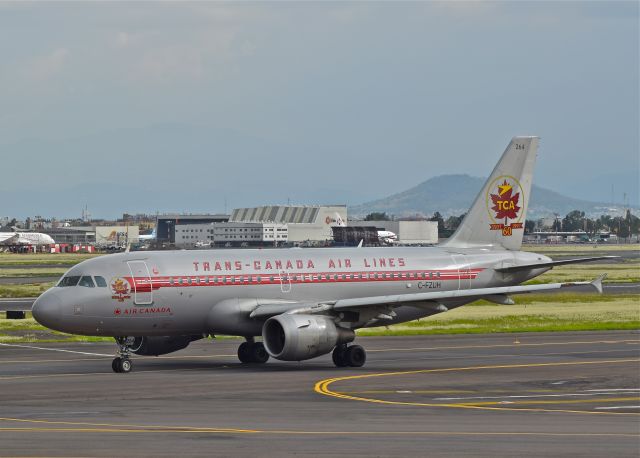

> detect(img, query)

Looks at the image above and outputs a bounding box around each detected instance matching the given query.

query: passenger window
[94,276,107,287]
[57,276,81,287]
[79,276,95,288]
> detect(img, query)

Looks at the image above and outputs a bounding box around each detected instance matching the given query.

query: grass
[0,282,56,298]
[525,263,640,284]
[0,253,102,266]
[358,293,640,336]
[0,313,113,343]
[522,243,639,256]
[0,267,67,278]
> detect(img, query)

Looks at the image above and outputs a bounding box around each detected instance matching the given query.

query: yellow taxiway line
[314,358,640,416]
[0,420,637,438]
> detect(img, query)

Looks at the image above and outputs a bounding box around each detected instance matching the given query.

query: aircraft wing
[0,233,18,244]
[331,276,605,311]
[248,276,605,320]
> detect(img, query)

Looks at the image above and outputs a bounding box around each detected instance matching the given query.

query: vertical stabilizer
[442,136,539,250]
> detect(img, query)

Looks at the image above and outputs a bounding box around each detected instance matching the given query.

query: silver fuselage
[32,246,551,337]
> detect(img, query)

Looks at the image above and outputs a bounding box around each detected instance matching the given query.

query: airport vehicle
[0,231,55,246]
[32,137,611,373]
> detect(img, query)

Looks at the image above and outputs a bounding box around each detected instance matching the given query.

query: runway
[0,331,638,457]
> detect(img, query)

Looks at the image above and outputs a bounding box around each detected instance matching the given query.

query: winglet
[590,274,607,294]
[357,239,364,248]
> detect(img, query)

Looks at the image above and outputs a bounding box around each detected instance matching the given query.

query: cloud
[136,45,204,83]
[24,47,70,81]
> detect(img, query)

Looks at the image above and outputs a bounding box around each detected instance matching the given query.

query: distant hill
[349,174,627,219]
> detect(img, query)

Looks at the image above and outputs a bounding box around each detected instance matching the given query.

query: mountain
[349,174,631,219]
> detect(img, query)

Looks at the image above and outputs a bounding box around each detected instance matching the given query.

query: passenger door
[451,254,471,290]
[278,270,292,293]
[127,260,153,305]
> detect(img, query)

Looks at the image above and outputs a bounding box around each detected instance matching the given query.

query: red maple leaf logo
[490,180,520,221]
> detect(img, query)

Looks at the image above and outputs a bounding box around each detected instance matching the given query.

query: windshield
[78,276,95,288]
[57,275,107,288]
[57,276,81,287]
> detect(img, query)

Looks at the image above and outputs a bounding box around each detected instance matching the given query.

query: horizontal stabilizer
[495,256,619,273]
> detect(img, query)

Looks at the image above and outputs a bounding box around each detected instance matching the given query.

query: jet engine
[129,335,203,356]
[262,314,354,361]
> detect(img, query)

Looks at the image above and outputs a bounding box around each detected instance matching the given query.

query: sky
[1,1,638,219]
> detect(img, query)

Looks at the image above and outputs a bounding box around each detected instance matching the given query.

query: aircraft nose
[32,291,62,329]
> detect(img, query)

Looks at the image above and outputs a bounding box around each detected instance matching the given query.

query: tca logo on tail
[486,175,524,237]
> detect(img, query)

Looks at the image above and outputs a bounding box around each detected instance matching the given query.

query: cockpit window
[58,276,81,287]
[94,276,107,287]
[79,276,95,288]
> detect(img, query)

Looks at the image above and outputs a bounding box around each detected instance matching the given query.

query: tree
[562,210,586,232]
[428,212,445,237]
[364,212,390,221]
[444,214,465,232]
[524,219,536,234]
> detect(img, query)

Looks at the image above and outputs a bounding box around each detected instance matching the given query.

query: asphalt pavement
[0,331,638,457]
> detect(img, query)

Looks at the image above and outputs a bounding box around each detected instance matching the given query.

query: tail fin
[443,136,539,251]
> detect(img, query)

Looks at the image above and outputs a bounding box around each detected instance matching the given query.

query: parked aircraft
[0,232,55,246]
[377,230,398,244]
[333,213,398,245]
[139,228,156,242]
[32,136,611,373]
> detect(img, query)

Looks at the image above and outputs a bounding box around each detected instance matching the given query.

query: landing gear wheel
[112,357,122,373]
[250,342,269,364]
[113,337,135,373]
[119,358,132,373]
[345,345,366,367]
[332,345,348,367]
[238,342,252,363]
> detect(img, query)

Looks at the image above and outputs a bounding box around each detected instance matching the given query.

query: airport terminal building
[230,205,347,244]
[161,206,347,248]
[174,222,289,248]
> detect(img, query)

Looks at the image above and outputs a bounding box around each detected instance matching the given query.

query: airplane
[333,213,398,245]
[377,230,398,244]
[139,228,156,242]
[0,231,55,246]
[32,136,614,373]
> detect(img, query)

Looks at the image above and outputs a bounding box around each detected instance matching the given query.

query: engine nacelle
[129,335,203,356]
[262,314,354,361]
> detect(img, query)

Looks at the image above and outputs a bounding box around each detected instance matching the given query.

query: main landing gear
[112,336,134,373]
[237,338,269,364]
[332,344,366,368]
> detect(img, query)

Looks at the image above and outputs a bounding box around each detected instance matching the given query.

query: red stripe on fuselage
[126,269,484,291]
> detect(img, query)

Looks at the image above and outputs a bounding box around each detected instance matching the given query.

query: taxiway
[0,331,638,456]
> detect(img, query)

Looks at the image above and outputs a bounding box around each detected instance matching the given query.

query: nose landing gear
[112,337,134,373]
